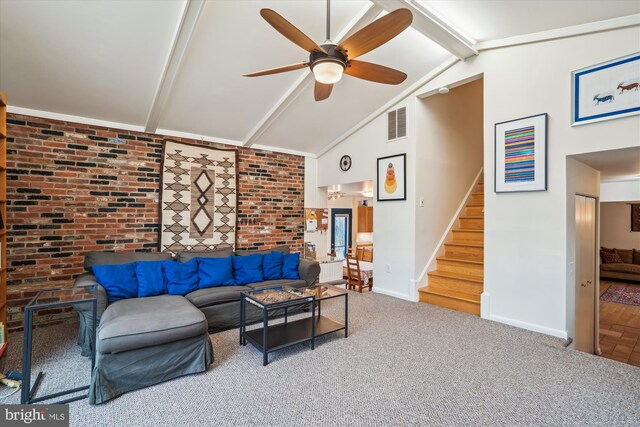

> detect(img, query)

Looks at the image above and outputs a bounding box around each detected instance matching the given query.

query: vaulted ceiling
[1,0,639,156]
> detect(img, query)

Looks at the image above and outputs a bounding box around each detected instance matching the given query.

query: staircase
[418,179,484,315]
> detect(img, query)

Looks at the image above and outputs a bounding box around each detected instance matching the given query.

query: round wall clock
[340,155,352,171]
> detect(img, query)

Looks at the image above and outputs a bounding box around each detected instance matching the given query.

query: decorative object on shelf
[160,140,238,253]
[631,204,640,232]
[377,153,406,201]
[361,200,367,206]
[572,52,640,125]
[494,113,547,193]
[340,155,352,171]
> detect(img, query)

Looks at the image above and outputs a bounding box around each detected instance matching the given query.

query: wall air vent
[387,106,407,141]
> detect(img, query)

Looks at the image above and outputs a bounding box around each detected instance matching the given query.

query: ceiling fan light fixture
[311,59,345,84]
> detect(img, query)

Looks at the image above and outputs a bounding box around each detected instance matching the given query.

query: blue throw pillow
[282,253,300,280]
[198,257,235,288]
[92,262,138,303]
[136,260,169,298]
[232,254,264,285]
[263,251,284,280]
[163,258,199,295]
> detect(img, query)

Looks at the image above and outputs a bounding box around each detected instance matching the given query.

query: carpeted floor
[1,291,639,426]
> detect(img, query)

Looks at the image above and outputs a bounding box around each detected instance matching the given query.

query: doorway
[570,146,640,366]
[574,194,597,354]
[331,208,352,259]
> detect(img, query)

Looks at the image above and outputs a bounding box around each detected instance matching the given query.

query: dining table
[342,259,374,285]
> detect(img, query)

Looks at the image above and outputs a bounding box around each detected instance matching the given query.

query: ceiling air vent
[387,106,407,141]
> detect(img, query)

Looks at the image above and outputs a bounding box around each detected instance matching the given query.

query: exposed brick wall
[5,113,305,331]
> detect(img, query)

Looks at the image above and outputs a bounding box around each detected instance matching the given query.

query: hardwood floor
[599,280,640,367]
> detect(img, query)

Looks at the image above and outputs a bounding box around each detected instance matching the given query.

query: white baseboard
[373,287,415,302]
[489,314,568,339]
[480,292,490,319]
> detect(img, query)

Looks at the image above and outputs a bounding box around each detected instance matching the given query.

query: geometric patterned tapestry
[160,140,237,253]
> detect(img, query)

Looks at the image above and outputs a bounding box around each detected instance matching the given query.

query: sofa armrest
[73,272,108,357]
[298,259,320,286]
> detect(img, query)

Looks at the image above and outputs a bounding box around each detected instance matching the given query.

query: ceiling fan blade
[344,60,407,85]
[338,9,412,60]
[260,9,327,54]
[243,62,309,77]
[314,81,333,102]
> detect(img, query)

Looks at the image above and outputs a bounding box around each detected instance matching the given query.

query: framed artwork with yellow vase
[377,153,406,202]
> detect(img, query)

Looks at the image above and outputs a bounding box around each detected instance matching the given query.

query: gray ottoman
[89,295,213,405]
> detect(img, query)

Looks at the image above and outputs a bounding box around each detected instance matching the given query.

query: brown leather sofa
[600,247,640,282]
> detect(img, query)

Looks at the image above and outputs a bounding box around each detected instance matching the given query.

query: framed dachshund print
[494,113,547,193]
[572,53,640,125]
[377,153,406,201]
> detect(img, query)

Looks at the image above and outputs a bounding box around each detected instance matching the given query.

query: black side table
[21,286,98,404]
[240,288,315,366]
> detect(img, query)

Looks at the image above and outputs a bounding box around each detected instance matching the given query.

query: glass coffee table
[21,286,98,404]
[240,284,348,366]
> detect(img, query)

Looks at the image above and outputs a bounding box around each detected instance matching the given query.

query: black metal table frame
[239,286,348,366]
[21,289,97,405]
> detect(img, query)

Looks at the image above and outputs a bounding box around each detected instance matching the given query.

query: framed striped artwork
[494,113,547,193]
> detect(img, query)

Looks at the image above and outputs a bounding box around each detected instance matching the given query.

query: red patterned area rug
[600,284,640,307]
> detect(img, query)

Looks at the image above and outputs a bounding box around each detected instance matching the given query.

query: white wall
[317,99,417,300]
[414,78,484,284]
[601,178,640,202]
[565,157,600,340]
[304,158,328,257]
[601,202,640,249]
[313,25,640,336]
[404,26,640,338]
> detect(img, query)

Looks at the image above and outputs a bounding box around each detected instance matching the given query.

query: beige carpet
[1,291,639,426]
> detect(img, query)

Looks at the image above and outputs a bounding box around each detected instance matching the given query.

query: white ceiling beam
[144,0,205,133]
[371,0,477,60]
[476,13,640,51]
[243,3,384,148]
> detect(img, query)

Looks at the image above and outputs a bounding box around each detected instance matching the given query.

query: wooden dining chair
[362,247,373,262]
[345,254,367,293]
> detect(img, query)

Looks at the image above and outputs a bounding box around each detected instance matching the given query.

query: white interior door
[575,195,597,354]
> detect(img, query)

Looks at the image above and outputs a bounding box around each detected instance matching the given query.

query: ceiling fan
[243,1,413,101]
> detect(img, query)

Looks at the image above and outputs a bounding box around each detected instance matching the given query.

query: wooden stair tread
[466,202,483,207]
[436,256,483,266]
[459,215,483,219]
[445,241,483,248]
[418,286,480,304]
[454,228,483,233]
[427,270,484,283]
